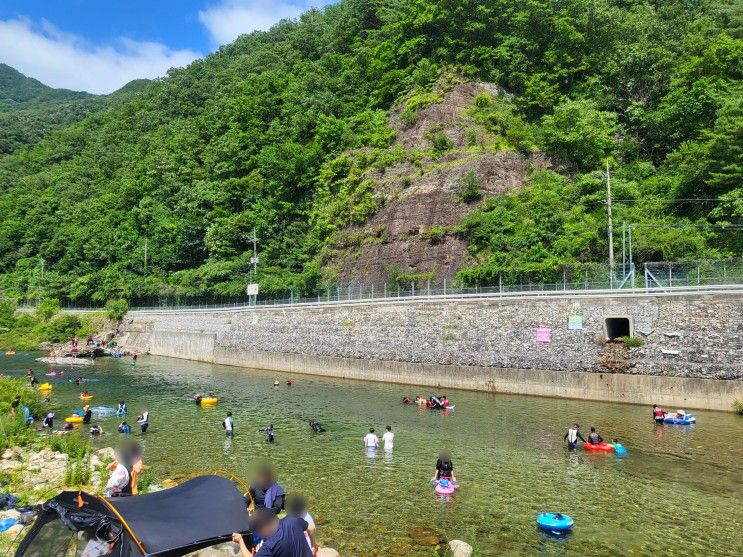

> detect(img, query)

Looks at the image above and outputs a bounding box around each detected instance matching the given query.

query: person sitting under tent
[248,467,286,515]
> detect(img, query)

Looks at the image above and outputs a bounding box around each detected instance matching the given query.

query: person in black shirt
[233,508,312,557]
[586,427,603,445]
[10,395,20,416]
[433,451,456,482]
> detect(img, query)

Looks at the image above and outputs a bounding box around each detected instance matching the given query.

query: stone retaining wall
[119,292,743,410]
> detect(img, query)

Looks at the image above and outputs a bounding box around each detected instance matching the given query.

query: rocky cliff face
[331,80,550,285]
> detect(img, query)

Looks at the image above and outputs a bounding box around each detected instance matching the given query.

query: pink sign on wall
[534,327,552,343]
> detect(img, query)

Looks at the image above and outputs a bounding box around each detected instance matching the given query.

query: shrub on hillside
[105,299,129,322]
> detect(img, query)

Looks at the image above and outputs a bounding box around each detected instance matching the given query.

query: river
[3,353,742,556]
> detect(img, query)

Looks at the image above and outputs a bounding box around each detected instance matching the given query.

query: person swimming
[118,422,132,434]
[402,395,411,404]
[309,420,325,433]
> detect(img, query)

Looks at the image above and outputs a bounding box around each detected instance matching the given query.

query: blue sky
[0,1,332,94]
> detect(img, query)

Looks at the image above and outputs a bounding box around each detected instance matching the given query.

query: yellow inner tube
[200,397,219,406]
[39,383,53,391]
[65,415,83,423]
[80,395,94,400]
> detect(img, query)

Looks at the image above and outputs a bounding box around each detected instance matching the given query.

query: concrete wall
[119,292,743,410]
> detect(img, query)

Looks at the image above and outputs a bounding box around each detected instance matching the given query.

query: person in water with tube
[652,404,666,424]
[564,424,586,450]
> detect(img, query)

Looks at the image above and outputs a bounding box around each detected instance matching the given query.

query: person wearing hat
[232,507,314,557]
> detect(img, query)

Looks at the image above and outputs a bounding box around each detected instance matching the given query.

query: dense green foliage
[0,0,739,302]
[0,64,91,111]
[0,300,106,350]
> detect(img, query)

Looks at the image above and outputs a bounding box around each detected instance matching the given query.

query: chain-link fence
[32,258,741,312]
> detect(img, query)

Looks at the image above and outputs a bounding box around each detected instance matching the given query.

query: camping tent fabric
[15,475,250,557]
[109,475,250,556]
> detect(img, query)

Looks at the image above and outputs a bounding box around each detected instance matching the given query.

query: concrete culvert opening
[605,317,631,340]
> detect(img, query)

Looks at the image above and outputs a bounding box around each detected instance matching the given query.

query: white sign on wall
[246,283,260,296]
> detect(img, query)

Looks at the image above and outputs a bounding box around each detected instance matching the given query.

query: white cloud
[0,17,201,94]
[198,0,318,47]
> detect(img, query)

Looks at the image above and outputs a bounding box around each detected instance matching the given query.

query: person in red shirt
[652,404,665,424]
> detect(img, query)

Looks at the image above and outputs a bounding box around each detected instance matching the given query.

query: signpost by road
[247,283,259,305]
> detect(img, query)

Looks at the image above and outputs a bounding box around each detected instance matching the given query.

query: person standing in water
[137,409,149,433]
[652,404,665,424]
[564,423,586,450]
[223,411,234,437]
[117,401,127,416]
[433,451,456,482]
[363,428,379,449]
[586,427,603,445]
[382,425,394,451]
[260,424,275,443]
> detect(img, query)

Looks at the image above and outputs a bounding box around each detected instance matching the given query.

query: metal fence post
[499,274,502,294]
[371,284,374,299]
[669,263,672,287]
[411,282,415,297]
[444,279,447,296]
[427,279,431,297]
[384,283,387,298]
[697,266,700,286]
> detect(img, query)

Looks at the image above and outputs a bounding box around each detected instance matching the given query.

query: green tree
[537,99,617,171]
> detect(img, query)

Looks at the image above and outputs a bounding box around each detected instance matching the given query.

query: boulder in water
[449,540,473,557]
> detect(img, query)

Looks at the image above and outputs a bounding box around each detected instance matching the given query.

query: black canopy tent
[14,475,251,557]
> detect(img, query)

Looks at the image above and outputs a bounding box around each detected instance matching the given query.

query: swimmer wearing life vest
[652,404,665,424]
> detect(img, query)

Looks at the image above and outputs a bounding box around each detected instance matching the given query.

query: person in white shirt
[382,425,394,450]
[136,409,149,433]
[363,428,379,448]
[223,411,234,436]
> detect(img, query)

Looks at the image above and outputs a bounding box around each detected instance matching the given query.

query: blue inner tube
[663,415,696,425]
[537,513,574,532]
[0,517,17,533]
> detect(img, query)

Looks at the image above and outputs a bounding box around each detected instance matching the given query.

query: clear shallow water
[3,353,742,556]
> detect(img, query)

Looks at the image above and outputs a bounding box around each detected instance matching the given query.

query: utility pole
[605,159,614,270]
[248,227,258,276]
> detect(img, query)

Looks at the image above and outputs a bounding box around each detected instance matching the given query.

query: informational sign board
[568,315,583,330]
[534,327,552,343]
[246,283,260,296]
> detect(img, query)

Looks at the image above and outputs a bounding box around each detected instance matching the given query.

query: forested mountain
[0,64,92,111]
[0,0,740,304]
[0,66,150,156]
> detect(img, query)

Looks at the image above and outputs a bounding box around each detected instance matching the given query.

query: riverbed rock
[94,447,117,460]
[317,549,340,557]
[408,525,443,546]
[449,540,473,557]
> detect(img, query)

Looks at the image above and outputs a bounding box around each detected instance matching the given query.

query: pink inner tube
[434,480,459,495]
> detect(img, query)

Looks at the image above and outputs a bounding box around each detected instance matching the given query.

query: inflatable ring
[663,415,696,425]
[199,397,219,407]
[65,415,83,424]
[80,395,94,401]
[583,442,613,452]
[537,513,574,533]
[434,479,455,495]
[39,383,53,391]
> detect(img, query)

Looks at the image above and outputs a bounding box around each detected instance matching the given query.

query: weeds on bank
[734,399,743,415]
[621,336,645,348]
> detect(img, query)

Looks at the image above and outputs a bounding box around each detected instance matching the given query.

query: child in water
[433,451,456,482]
[260,424,275,443]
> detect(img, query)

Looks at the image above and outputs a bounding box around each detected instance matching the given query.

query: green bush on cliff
[734,400,743,415]
[105,299,129,322]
